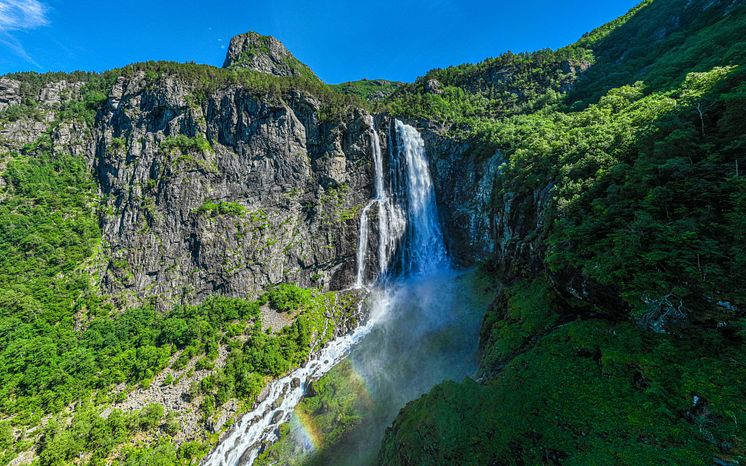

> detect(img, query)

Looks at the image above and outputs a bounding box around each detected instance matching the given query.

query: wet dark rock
[421,125,549,274]
[256,386,270,405]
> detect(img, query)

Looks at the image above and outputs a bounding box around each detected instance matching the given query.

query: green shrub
[265,283,313,312]
[195,201,247,217]
[161,134,213,154]
[138,403,164,431]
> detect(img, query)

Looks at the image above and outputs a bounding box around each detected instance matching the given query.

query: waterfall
[203,320,375,466]
[392,120,447,274]
[204,119,445,466]
[355,118,406,287]
[355,202,373,288]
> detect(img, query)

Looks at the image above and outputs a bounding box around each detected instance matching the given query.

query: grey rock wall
[94,72,377,307]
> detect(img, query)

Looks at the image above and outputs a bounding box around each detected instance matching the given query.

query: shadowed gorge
[0,0,744,465]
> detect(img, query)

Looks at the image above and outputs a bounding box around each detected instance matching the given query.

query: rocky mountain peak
[222,31,316,78]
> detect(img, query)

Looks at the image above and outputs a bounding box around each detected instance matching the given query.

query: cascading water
[203,323,374,466]
[205,119,488,466]
[356,118,406,287]
[391,120,447,274]
[355,202,373,288]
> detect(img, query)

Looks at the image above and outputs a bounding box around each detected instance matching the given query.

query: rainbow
[347,358,375,409]
[290,358,376,455]
[293,408,323,452]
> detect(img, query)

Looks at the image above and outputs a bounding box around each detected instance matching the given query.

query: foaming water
[357,118,406,287]
[203,312,378,466]
[205,120,473,466]
[392,120,446,275]
[279,268,492,465]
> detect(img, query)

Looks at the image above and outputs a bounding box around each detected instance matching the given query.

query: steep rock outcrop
[223,31,316,79]
[0,79,89,155]
[421,126,551,276]
[0,78,21,111]
[95,72,377,307]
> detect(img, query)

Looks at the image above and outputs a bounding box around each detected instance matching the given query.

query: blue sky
[0,0,640,83]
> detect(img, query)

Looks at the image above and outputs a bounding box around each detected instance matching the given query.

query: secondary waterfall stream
[205,119,490,466]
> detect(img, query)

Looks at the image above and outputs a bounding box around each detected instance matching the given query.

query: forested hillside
[379,0,746,464]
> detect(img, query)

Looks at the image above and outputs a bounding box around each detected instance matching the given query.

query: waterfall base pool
[257,268,495,466]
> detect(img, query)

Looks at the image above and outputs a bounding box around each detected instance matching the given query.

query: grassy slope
[379,279,746,465]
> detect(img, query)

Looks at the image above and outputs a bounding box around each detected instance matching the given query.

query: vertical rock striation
[95,72,381,306]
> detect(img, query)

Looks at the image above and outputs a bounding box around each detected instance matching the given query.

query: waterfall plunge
[392,119,447,274]
[356,119,407,287]
[356,118,446,286]
[205,119,445,466]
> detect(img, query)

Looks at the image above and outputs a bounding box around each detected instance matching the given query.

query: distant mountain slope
[331,79,404,102]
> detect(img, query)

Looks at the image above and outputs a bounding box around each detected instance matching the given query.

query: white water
[204,313,377,466]
[355,201,373,288]
[205,119,443,466]
[393,120,447,274]
[356,118,406,287]
[283,268,489,465]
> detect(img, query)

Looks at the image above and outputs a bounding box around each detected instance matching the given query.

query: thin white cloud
[0,0,49,68]
[0,0,48,31]
[0,32,41,67]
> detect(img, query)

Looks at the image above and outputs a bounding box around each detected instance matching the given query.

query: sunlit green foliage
[469,66,745,320]
[195,201,247,217]
[161,134,213,154]
[380,282,746,465]
[386,48,585,122]
[331,79,404,102]
[197,290,360,420]
[571,0,746,105]
[385,0,746,127]
[265,283,314,312]
[0,140,104,420]
[37,402,168,465]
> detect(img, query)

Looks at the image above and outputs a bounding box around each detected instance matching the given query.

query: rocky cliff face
[0,78,21,111]
[223,32,316,79]
[95,72,380,306]
[0,54,553,312]
[420,126,551,276]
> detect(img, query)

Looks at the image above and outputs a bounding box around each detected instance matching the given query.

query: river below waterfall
[206,119,493,466]
[276,267,493,465]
